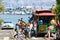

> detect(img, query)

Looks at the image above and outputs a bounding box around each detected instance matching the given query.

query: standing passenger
[17,19,22,32]
[45,25,50,38]
[14,24,19,38]
[30,21,33,31]
[56,19,59,31]
[29,21,33,37]
[34,21,37,37]
[45,24,54,38]
[26,24,31,38]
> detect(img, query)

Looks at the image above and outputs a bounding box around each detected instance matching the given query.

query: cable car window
[38,16,51,24]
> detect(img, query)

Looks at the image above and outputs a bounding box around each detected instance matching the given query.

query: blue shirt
[15,25,19,31]
[38,20,43,25]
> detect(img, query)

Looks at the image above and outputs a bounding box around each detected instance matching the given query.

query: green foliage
[53,0,60,14]
[0,0,5,12]
[53,0,60,21]
[0,19,4,25]
[0,4,5,12]
[56,0,60,4]
[53,5,60,14]
[53,5,60,20]
[58,15,60,22]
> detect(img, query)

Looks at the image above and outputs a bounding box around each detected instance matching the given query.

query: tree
[0,0,5,12]
[52,0,60,22]
[0,0,4,25]
[56,0,60,5]
[0,19,4,29]
[0,4,5,12]
[0,19,4,25]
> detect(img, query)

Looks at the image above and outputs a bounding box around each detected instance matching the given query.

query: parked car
[1,22,15,30]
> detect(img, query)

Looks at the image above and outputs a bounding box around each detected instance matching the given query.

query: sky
[2,0,56,9]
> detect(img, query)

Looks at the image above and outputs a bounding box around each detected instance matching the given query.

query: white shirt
[30,24,33,30]
[34,27,37,30]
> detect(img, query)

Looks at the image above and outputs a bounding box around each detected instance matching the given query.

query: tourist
[28,17,30,22]
[33,21,37,37]
[14,24,19,38]
[45,25,51,38]
[56,19,60,31]
[29,21,33,31]
[45,24,54,38]
[50,19,55,25]
[26,24,31,38]
[23,24,28,38]
[38,19,43,25]
[17,19,23,35]
[20,18,24,23]
[29,20,34,37]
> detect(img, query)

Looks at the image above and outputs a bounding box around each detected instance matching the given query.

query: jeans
[14,30,19,38]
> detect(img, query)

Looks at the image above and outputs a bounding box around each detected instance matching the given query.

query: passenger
[45,24,54,38]
[17,19,23,32]
[22,22,26,31]
[26,24,31,38]
[21,22,26,37]
[28,17,30,23]
[45,25,51,38]
[33,21,37,37]
[50,19,55,25]
[30,21,33,31]
[23,24,28,38]
[20,18,24,23]
[56,19,60,31]
[38,19,43,25]
[14,24,19,38]
[29,21,33,37]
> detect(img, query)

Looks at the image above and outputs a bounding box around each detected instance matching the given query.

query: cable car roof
[32,10,56,16]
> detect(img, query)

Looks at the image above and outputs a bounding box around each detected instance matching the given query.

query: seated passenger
[38,20,43,25]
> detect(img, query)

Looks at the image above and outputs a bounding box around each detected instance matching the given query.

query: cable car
[32,9,56,36]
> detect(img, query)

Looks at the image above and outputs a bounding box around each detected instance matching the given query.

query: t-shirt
[50,19,55,24]
[48,25,54,30]
[15,25,19,31]
[30,24,33,30]
[34,27,37,30]
[17,24,22,29]
[38,20,43,25]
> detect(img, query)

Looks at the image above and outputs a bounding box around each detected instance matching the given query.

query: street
[0,30,56,40]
